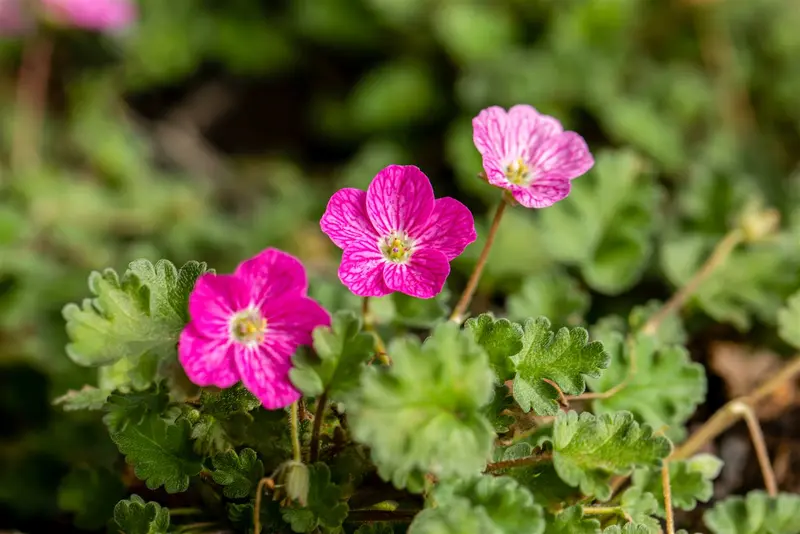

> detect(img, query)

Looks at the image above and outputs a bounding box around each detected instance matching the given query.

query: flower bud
[738,202,780,243]
[281,461,309,506]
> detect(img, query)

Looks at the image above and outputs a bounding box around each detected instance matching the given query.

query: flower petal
[234,345,300,409]
[261,295,331,349]
[366,165,435,236]
[339,240,391,297]
[188,273,247,338]
[416,197,477,261]
[235,248,309,304]
[507,104,563,163]
[511,179,571,209]
[473,106,509,161]
[530,131,594,180]
[320,188,379,249]
[383,248,450,299]
[179,325,239,388]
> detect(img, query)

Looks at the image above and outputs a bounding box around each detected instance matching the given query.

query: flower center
[230,308,267,346]
[380,232,414,263]
[505,158,532,186]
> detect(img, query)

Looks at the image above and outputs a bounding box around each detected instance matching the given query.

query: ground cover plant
[1,1,800,533]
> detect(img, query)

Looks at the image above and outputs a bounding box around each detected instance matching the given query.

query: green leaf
[53,385,110,411]
[627,301,687,348]
[546,506,601,534]
[408,498,495,534]
[618,487,660,533]
[212,448,264,499]
[57,467,125,530]
[281,463,348,533]
[346,322,495,489]
[538,149,661,295]
[507,271,590,328]
[201,384,261,418]
[103,383,170,433]
[429,475,545,534]
[466,313,523,382]
[633,454,723,516]
[290,311,373,400]
[189,413,234,456]
[705,491,800,534]
[604,525,653,534]
[778,290,800,349]
[484,384,515,433]
[586,332,706,441]
[63,259,210,366]
[111,413,202,493]
[113,494,170,534]
[511,317,609,416]
[551,411,671,500]
[387,289,451,328]
[356,523,395,534]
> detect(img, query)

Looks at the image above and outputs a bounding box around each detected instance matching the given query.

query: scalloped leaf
[633,454,723,516]
[466,313,523,382]
[113,494,170,534]
[546,506,601,534]
[705,491,800,534]
[211,448,264,499]
[281,463,349,533]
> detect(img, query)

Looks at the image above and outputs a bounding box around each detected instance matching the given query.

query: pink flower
[178,249,330,409]
[321,164,476,299]
[41,0,136,31]
[472,105,594,208]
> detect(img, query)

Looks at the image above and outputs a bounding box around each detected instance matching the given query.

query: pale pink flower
[473,105,594,208]
[41,0,136,31]
[321,165,476,299]
[178,249,330,409]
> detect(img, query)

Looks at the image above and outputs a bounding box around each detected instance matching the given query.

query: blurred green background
[1,0,800,530]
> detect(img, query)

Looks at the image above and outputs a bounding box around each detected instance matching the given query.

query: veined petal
[511,179,571,209]
[234,248,308,304]
[530,131,594,180]
[320,188,379,249]
[383,248,449,299]
[178,325,239,388]
[234,344,300,409]
[366,165,435,236]
[261,295,331,348]
[473,106,509,161]
[188,273,247,338]
[416,197,477,261]
[507,104,563,163]
[339,240,391,297]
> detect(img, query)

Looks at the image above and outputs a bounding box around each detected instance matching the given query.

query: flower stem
[290,401,302,463]
[309,391,327,463]
[662,461,675,534]
[362,296,390,365]
[729,402,777,495]
[582,505,631,522]
[449,198,508,324]
[483,451,552,473]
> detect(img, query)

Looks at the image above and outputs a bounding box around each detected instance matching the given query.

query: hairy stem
[731,401,778,495]
[662,461,675,534]
[11,35,54,172]
[582,505,632,522]
[290,402,302,463]
[449,198,508,324]
[362,296,390,365]
[643,229,744,336]
[484,451,553,473]
[310,392,328,463]
[253,477,275,534]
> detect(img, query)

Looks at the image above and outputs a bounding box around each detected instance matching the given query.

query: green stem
[483,451,552,473]
[168,508,203,516]
[310,391,327,463]
[362,296,390,365]
[290,401,302,463]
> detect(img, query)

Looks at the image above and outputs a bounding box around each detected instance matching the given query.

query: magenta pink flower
[473,105,594,208]
[41,0,136,31]
[321,165,476,299]
[179,249,330,409]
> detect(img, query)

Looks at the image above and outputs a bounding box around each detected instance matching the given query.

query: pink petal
[383,248,450,299]
[234,248,309,304]
[416,197,477,261]
[261,295,332,349]
[338,239,391,297]
[234,345,300,409]
[511,179,572,209]
[41,0,136,31]
[188,273,248,338]
[366,165,435,236]
[320,188,379,249]
[473,106,508,161]
[507,104,564,163]
[530,131,594,180]
[178,325,239,388]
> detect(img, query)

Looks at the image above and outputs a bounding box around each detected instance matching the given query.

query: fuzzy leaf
[551,411,671,500]
[507,271,590,327]
[408,498,495,534]
[484,384,515,433]
[387,289,451,328]
[212,448,264,499]
[111,413,202,493]
[346,322,495,489]
[57,467,125,530]
[103,384,170,433]
[53,385,110,411]
[466,313,523,382]
[201,384,261,418]
[538,149,661,295]
[290,311,373,400]
[113,495,170,534]
[281,463,348,533]
[618,487,660,533]
[427,475,545,534]
[778,290,800,349]
[63,259,210,366]
[511,317,609,416]
[705,491,800,534]
[586,332,706,441]
[604,525,653,534]
[633,454,723,516]
[546,506,601,534]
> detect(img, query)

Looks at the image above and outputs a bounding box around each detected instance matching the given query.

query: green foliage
[704,491,800,534]
[290,311,373,400]
[113,495,171,534]
[778,290,800,349]
[111,413,202,493]
[346,322,495,489]
[538,149,661,295]
[281,463,348,533]
[57,466,125,529]
[633,454,724,516]
[507,271,590,327]
[53,385,110,411]
[103,383,170,433]
[546,506,601,534]
[551,411,671,500]
[466,313,523,382]
[63,259,209,366]
[618,487,661,533]
[212,448,264,499]
[512,317,609,416]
